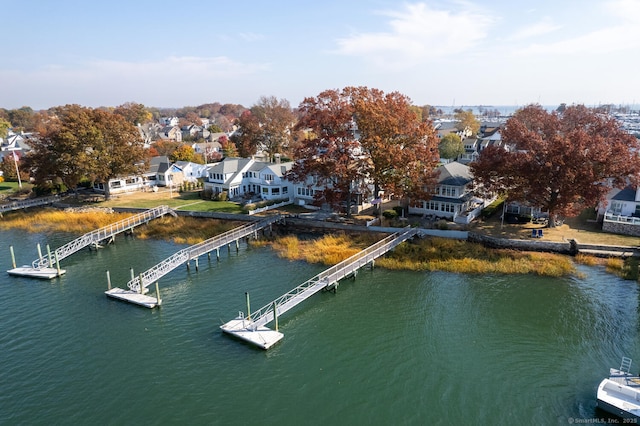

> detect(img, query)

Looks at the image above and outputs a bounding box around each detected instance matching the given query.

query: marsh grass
[270,234,579,277]
[0,208,240,244]
[0,208,133,234]
[271,234,362,265]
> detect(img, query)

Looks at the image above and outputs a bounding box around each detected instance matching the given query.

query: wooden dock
[105,287,161,309]
[221,227,418,349]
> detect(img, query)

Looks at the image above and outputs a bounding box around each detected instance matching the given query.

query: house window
[282,187,288,194]
[272,188,280,195]
[610,201,623,213]
[262,187,268,194]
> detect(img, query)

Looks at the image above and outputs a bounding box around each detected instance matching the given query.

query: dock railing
[32,205,175,269]
[0,195,59,215]
[245,227,417,329]
[127,214,281,292]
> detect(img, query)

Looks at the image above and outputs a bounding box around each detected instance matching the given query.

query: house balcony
[602,211,640,236]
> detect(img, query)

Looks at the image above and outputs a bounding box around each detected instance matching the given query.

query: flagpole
[13,151,22,189]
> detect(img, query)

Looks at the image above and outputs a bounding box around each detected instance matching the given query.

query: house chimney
[274,153,281,164]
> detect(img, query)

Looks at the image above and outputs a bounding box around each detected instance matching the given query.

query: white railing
[244,227,417,329]
[0,195,59,214]
[127,215,281,292]
[32,205,174,269]
[247,199,293,215]
[604,211,640,225]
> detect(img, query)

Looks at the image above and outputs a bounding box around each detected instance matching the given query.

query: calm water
[1,227,639,425]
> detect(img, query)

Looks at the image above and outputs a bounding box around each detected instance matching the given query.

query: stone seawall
[468,232,575,255]
[602,220,640,237]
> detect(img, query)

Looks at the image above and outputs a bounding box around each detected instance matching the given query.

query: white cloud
[333,2,494,69]
[508,17,562,41]
[515,0,640,56]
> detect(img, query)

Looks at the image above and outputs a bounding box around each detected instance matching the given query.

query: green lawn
[0,180,32,196]
[98,191,245,214]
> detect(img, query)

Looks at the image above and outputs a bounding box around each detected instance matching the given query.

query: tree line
[2,93,639,224]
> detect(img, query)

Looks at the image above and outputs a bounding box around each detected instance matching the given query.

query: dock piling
[235,239,239,252]
[10,246,16,269]
[37,243,43,265]
[130,268,135,281]
[246,292,251,320]
[54,251,61,275]
[155,281,161,306]
[106,270,111,290]
[139,274,144,294]
[273,301,278,332]
[195,257,199,271]
[216,248,220,261]
[46,245,53,267]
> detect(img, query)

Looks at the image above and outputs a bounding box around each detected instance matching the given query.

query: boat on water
[597,357,640,419]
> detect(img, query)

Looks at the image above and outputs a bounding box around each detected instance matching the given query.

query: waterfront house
[146,156,184,187]
[408,161,490,224]
[599,185,640,236]
[203,157,293,201]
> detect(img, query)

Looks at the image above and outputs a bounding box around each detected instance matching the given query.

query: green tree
[208,124,223,133]
[438,133,464,160]
[471,104,640,226]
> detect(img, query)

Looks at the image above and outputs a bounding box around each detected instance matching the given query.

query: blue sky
[4,0,640,110]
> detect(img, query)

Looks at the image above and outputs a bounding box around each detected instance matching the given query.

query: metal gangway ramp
[221,227,418,349]
[8,205,176,279]
[0,195,60,215]
[105,214,282,308]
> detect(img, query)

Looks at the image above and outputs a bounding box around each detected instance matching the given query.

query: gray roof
[610,186,636,202]
[438,161,472,186]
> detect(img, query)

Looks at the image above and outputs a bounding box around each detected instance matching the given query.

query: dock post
[235,239,239,252]
[54,251,61,275]
[155,281,161,306]
[246,292,251,320]
[47,245,54,268]
[228,243,231,253]
[139,274,144,294]
[130,268,135,281]
[186,257,190,271]
[9,246,16,269]
[207,251,211,260]
[216,248,220,261]
[273,301,278,331]
[37,243,43,264]
[106,270,111,290]
[195,257,199,271]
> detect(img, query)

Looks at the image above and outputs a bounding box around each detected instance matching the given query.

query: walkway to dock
[221,227,418,349]
[105,214,282,307]
[0,195,60,216]
[32,205,176,270]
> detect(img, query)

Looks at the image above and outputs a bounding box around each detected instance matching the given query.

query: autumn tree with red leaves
[471,104,640,226]
[288,87,440,215]
[287,89,365,214]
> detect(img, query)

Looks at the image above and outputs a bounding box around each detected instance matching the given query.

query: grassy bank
[267,234,582,277]
[0,208,241,245]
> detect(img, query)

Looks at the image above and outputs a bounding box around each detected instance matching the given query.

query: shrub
[481,198,504,219]
[436,219,449,230]
[383,209,398,219]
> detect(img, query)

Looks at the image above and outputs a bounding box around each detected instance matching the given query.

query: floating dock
[105,287,161,309]
[7,266,65,279]
[220,316,284,350]
[221,227,418,349]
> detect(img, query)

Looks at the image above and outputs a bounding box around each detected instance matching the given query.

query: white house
[174,161,208,183]
[203,157,293,201]
[408,161,489,224]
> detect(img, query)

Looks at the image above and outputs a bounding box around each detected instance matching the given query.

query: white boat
[597,357,640,419]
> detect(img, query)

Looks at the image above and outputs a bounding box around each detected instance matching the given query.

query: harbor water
[1,228,638,425]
